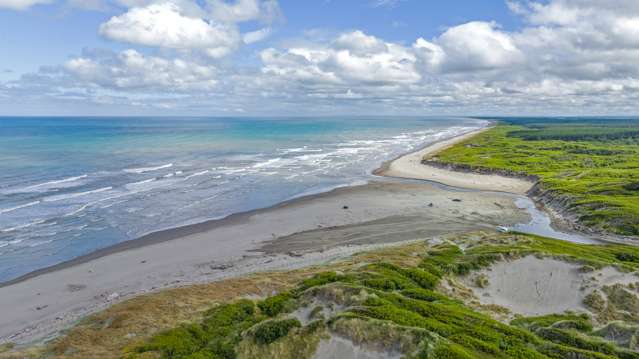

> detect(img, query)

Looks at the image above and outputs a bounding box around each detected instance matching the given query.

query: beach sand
[376,128,535,195]
[0,180,530,345]
[0,128,538,345]
[461,255,638,318]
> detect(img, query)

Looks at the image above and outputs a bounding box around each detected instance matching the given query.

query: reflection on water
[512,197,602,245]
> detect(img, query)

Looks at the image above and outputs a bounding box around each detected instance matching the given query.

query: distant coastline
[375,125,535,194]
[0,123,487,289]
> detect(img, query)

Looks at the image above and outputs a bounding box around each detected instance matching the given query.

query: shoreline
[0,124,488,288]
[0,125,539,345]
[378,125,637,245]
[0,183,369,289]
[1,122,619,347]
[375,126,536,195]
[0,180,532,345]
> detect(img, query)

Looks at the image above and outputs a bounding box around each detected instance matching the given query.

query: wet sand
[0,180,530,345]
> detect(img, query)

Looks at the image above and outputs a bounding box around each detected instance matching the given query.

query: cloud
[254,0,639,115]
[435,21,523,72]
[5,0,639,115]
[243,27,271,44]
[99,2,241,58]
[0,0,51,10]
[210,0,281,23]
[64,49,218,90]
[98,0,279,58]
[369,0,402,8]
[261,30,421,86]
[260,22,523,93]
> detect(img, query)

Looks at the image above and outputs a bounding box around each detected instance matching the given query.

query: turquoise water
[0,117,485,282]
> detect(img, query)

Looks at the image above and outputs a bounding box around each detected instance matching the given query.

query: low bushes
[252,319,301,345]
[131,233,639,359]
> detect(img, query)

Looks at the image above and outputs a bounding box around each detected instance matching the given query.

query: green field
[432,119,639,236]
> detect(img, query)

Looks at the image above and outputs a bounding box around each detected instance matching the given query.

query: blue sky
[0,0,638,115]
[0,1,520,75]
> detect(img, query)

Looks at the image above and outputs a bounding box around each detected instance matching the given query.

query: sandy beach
[0,180,531,345]
[0,128,537,346]
[376,127,535,195]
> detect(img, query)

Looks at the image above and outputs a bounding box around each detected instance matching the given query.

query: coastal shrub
[401,268,440,290]
[623,182,639,191]
[418,261,445,277]
[294,271,342,293]
[131,233,639,359]
[136,324,208,358]
[361,277,399,291]
[447,334,500,355]
[430,341,474,359]
[252,319,301,344]
[202,299,255,327]
[511,313,593,333]
[257,292,293,317]
[434,123,639,236]
[423,245,463,272]
[615,252,639,263]
[535,327,616,354]
[538,343,617,359]
[366,263,423,290]
[135,300,261,359]
[400,288,450,302]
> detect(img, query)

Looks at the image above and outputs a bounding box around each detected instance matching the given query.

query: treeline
[476,116,639,127]
[508,127,639,141]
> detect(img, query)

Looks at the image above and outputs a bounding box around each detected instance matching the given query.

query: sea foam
[124,163,173,174]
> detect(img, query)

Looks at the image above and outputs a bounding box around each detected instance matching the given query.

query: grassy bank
[431,119,639,236]
[6,232,639,358]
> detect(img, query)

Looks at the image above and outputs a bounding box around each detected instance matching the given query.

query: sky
[0,0,638,116]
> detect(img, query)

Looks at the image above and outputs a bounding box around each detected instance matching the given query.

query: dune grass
[5,233,639,358]
[119,233,639,358]
[432,123,639,236]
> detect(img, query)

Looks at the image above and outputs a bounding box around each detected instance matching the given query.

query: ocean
[0,116,486,282]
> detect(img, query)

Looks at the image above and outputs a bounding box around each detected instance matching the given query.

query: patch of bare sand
[313,335,401,359]
[376,127,534,194]
[462,256,639,317]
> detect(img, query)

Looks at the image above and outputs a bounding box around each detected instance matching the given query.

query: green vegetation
[511,313,594,332]
[125,233,639,359]
[252,319,302,345]
[258,292,294,317]
[432,119,639,236]
[133,299,261,358]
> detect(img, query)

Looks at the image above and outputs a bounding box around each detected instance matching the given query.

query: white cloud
[243,27,271,44]
[261,31,421,86]
[435,22,523,72]
[210,0,259,22]
[210,0,281,24]
[98,0,278,57]
[369,0,403,8]
[99,2,240,58]
[64,49,218,90]
[5,0,639,115]
[251,0,639,115]
[0,0,50,10]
